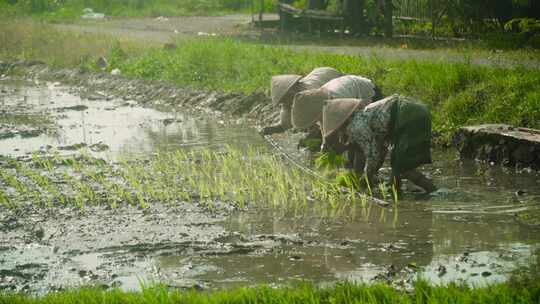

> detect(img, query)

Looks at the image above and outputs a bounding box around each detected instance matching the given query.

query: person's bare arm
[261,104,292,135]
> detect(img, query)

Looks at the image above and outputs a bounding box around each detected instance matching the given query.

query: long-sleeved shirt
[346,94,398,180]
[322,75,376,101]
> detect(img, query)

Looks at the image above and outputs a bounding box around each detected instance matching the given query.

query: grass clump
[1,278,540,304]
[0,113,54,127]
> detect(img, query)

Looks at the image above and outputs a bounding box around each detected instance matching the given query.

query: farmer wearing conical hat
[291,75,379,131]
[291,74,380,162]
[261,67,343,135]
[321,95,437,193]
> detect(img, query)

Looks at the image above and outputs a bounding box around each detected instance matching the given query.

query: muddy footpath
[1,61,540,294]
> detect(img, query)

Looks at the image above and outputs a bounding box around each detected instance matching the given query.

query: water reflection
[154,150,540,287]
[0,81,266,157]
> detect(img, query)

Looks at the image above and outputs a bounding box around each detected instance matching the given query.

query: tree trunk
[430,0,436,38]
[307,0,328,10]
[344,0,366,35]
[533,0,540,18]
[384,0,393,37]
[259,0,264,22]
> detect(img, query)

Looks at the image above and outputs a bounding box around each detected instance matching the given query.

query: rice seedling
[0,167,29,199]
[0,189,13,208]
[0,144,390,218]
[364,175,373,197]
[20,164,64,206]
[71,157,82,174]
[379,207,387,223]
[378,182,389,201]
[391,180,399,204]
[74,192,85,209]
[42,157,54,172]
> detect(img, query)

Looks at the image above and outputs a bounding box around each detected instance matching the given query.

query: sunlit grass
[1,278,540,304]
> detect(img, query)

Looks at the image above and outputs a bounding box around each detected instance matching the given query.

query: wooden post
[344,0,366,35]
[250,0,254,23]
[259,0,264,22]
[430,0,436,39]
[384,0,393,37]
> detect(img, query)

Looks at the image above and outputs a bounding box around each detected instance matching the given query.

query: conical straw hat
[301,67,343,89]
[322,98,369,139]
[271,74,302,105]
[291,89,329,130]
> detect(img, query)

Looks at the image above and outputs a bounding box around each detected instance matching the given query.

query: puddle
[1,79,539,293]
[0,80,266,158]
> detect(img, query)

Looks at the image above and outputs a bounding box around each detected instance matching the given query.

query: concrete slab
[454,124,540,169]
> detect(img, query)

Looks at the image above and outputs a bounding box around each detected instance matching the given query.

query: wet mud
[9,62,278,128]
[1,70,540,294]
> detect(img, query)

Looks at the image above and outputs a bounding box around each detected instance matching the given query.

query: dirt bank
[5,61,279,128]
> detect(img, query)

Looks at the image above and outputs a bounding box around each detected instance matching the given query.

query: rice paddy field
[1,15,540,303]
[0,74,539,301]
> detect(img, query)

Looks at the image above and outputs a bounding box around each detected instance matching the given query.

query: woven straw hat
[291,88,330,129]
[271,75,302,105]
[322,98,369,139]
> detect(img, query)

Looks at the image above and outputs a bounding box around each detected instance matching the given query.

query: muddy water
[1,80,539,293]
[208,150,540,288]
[0,80,266,158]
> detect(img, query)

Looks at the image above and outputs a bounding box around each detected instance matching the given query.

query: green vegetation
[1,21,540,143]
[0,113,54,126]
[0,0,276,19]
[1,277,540,304]
[114,40,540,143]
[0,20,147,68]
[0,146,383,218]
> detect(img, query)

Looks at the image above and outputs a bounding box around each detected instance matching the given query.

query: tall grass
[1,278,540,304]
[0,20,144,67]
[115,38,540,139]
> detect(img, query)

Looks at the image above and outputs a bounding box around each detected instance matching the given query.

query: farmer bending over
[291,75,380,162]
[291,75,381,131]
[261,67,343,135]
[321,95,437,193]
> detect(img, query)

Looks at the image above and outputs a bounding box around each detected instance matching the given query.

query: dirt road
[55,14,540,69]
